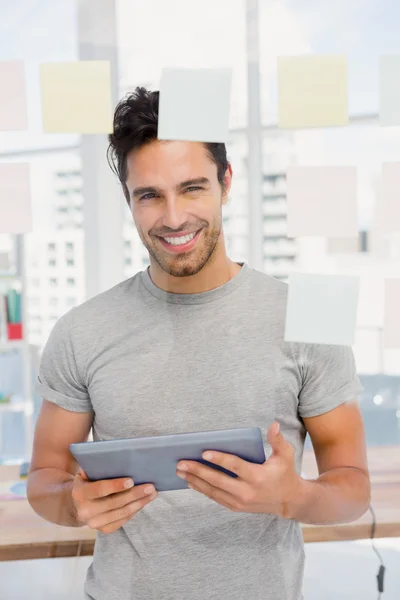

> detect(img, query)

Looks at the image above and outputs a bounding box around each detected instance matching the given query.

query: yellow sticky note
[278,55,348,129]
[40,61,113,133]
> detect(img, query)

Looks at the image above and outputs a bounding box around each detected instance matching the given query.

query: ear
[221,163,233,204]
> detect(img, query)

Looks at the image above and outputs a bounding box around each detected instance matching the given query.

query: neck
[148,239,242,294]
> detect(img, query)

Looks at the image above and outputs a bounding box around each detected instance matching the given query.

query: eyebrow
[132,177,211,199]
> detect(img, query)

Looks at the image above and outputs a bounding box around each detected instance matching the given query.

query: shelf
[0,274,21,280]
[0,340,26,351]
[0,402,26,413]
[0,236,33,459]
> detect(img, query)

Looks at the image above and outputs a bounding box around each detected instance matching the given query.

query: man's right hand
[72,470,158,534]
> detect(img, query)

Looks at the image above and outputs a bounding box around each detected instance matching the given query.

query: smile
[163,232,197,246]
[157,229,202,253]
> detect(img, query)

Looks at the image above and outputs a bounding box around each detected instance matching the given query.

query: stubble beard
[140,214,222,278]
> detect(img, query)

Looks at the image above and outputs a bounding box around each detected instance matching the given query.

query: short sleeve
[298,343,364,419]
[34,310,93,413]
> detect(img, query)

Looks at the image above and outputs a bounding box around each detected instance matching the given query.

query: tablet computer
[70,427,266,492]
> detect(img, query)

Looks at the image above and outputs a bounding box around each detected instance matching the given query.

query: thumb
[79,468,89,480]
[267,422,290,456]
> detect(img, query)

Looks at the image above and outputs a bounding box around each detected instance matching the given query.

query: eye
[186,186,202,192]
[140,192,157,201]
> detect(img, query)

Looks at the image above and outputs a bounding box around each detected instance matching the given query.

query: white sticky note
[380,56,400,126]
[383,279,400,349]
[376,162,400,234]
[278,55,348,129]
[0,252,10,271]
[0,61,28,131]
[327,237,359,254]
[158,67,232,142]
[287,166,358,237]
[0,164,33,234]
[40,61,113,133]
[284,272,360,345]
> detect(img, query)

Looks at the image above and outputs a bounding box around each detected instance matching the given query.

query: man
[27,87,370,600]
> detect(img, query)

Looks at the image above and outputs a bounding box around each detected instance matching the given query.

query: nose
[162,194,187,231]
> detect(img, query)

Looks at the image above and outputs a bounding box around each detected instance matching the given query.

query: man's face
[125,140,231,278]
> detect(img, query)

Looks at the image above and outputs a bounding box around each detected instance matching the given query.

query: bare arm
[27,400,158,532]
[287,400,371,524]
[27,399,93,527]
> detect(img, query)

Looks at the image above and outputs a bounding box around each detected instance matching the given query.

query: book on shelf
[0,284,23,342]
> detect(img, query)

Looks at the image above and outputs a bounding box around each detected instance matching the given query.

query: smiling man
[27,87,370,600]
[126,138,240,289]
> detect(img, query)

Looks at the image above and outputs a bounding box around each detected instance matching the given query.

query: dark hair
[107,86,229,204]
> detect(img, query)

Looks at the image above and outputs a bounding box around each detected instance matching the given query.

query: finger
[80,469,88,480]
[267,423,294,459]
[96,516,128,535]
[177,460,248,497]
[86,477,135,501]
[94,484,156,514]
[203,451,262,482]
[186,477,239,512]
[183,451,260,485]
[87,490,158,531]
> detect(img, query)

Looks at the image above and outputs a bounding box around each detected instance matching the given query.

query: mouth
[156,229,203,254]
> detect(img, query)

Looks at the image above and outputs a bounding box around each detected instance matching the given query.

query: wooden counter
[1,446,399,561]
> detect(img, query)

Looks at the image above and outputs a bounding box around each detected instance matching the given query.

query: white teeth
[163,231,197,246]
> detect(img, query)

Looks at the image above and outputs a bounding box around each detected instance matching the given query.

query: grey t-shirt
[35,262,363,600]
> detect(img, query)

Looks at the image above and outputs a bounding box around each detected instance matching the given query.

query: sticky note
[0,252,10,271]
[278,55,348,129]
[287,166,358,237]
[158,67,232,142]
[0,61,28,131]
[376,162,400,234]
[383,279,400,349]
[284,272,360,345]
[0,164,32,234]
[380,55,400,126]
[327,237,359,254]
[40,61,113,133]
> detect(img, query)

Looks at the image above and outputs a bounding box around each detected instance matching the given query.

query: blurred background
[0,0,399,598]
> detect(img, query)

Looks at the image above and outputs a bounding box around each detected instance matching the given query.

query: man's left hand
[176,422,302,519]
